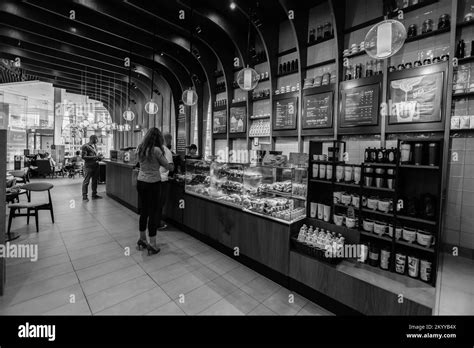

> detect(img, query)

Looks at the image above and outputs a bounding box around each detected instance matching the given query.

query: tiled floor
[436,253,474,315]
[1,178,333,316]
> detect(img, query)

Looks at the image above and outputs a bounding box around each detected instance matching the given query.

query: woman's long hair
[137,127,165,160]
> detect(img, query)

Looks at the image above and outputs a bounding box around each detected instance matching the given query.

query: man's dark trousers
[82,164,99,198]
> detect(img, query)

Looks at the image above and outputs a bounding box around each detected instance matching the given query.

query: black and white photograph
[0,0,473,346]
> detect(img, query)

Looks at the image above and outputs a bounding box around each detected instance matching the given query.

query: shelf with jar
[342,59,383,81]
[404,13,451,44]
[250,88,271,102]
[215,81,226,94]
[277,59,299,77]
[307,21,334,47]
[303,68,335,89]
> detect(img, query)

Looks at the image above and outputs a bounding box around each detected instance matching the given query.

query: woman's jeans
[136,180,162,237]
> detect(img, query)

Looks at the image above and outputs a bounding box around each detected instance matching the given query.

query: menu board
[176,106,186,155]
[389,72,443,124]
[302,92,333,129]
[273,97,297,130]
[341,84,379,127]
[230,106,246,133]
[213,109,227,134]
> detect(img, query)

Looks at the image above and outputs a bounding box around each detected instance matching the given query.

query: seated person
[71,151,83,168]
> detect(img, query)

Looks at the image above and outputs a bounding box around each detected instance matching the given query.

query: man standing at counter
[81,135,104,202]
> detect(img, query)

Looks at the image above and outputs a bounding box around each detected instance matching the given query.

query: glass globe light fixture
[123,107,135,121]
[237,65,259,91]
[182,88,198,106]
[145,100,159,114]
[364,19,406,59]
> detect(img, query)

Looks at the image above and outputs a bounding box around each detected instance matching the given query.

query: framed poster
[213,109,227,134]
[273,97,297,130]
[229,106,246,133]
[388,71,443,124]
[302,91,333,129]
[340,83,380,128]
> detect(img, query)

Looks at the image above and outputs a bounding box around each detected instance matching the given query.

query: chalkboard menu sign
[341,83,379,127]
[230,106,246,133]
[213,109,227,134]
[389,71,443,124]
[273,97,297,130]
[302,92,333,129]
[176,106,186,155]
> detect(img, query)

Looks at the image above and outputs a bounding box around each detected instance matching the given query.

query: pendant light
[182,7,198,106]
[237,14,259,91]
[123,51,135,122]
[110,73,118,130]
[145,23,159,115]
[118,82,124,132]
[82,66,90,128]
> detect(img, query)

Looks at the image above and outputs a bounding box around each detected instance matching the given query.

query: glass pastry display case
[242,165,307,223]
[184,159,211,196]
[185,159,307,224]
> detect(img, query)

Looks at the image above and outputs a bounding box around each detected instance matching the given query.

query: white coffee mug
[310,202,317,218]
[323,205,331,222]
[317,203,324,220]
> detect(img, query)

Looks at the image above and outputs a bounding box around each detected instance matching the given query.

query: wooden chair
[7,182,55,238]
[8,170,29,184]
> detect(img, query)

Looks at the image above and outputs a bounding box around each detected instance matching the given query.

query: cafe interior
[0,0,473,317]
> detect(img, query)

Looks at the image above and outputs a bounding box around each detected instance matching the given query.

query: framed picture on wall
[229,106,246,133]
[388,71,443,125]
[213,109,227,134]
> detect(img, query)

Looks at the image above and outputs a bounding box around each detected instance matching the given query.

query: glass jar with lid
[422,19,433,34]
[323,22,332,38]
[316,25,323,41]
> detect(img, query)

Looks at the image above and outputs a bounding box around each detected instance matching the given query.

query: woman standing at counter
[136,127,174,255]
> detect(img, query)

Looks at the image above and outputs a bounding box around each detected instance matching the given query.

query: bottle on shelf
[456,39,465,59]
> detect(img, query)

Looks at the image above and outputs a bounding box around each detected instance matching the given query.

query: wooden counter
[104,160,185,223]
[104,164,435,315]
[104,160,138,212]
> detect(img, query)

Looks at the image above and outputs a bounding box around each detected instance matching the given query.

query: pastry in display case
[184,159,211,196]
[208,162,246,207]
[242,165,307,223]
[185,159,308,223]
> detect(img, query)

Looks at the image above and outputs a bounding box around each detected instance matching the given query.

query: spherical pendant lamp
[182,88,198,106]
[237,66,259,91]
[145,100,159,114]
[364,19,406,59]
[123,107,135,121]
